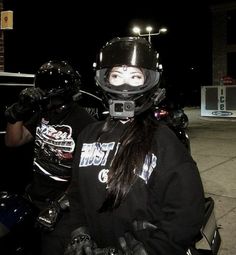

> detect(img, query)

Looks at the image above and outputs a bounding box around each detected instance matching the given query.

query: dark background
[2,0,217,106]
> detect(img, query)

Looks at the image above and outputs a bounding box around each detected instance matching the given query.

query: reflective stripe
[34,161,68,182]
[186,249,192,255]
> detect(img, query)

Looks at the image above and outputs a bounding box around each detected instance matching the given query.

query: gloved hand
[36,193,69,232]
[64,226,97,255]
[5,87,46,124]
[119,232,148,255]
[93,247,122,255]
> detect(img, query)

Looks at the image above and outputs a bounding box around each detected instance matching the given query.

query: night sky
[2,0,216,105]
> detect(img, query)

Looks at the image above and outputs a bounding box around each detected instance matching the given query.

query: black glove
[5,87,46,124]
[64,227,97,255]
[93,247,122,255]
[36,193,70,232]
[119,232,148,255]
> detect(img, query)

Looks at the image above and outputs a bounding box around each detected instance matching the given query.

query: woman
[65,37,205,255]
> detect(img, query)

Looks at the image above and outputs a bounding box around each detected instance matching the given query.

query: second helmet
[34,60,81,100]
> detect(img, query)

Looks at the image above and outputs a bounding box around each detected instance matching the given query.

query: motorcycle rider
[64,37,205,255]
[4,60,96,255]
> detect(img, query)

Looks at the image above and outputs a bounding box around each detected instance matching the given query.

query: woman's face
[108,66,144,87]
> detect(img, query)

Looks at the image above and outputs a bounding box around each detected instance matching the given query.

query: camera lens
[124,102,134,111]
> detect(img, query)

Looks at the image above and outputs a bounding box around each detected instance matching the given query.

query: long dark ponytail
[98,111,158,212]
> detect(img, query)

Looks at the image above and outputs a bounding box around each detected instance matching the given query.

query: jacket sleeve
[66,134,87,229]
[135,161,205,255]
[135,127,205,255]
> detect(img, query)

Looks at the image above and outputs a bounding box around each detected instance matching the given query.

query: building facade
[211,1,236,85]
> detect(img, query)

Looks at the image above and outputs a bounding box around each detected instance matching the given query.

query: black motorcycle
[0,191,221,255]
[0,191,40,255]
[154,104,190,153]
[155,101,189,130]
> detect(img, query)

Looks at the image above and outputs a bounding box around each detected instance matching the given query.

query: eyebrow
[130,71,143,75]
[110,70,143,75]
[110,70,122,74]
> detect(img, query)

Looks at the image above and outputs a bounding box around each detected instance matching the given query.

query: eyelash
[111,74,142,79]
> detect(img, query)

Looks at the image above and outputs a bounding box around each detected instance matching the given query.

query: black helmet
[34,60,81,100]
[94,37,163,118]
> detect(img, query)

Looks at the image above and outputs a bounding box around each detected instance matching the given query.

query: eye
[110,73,119,79]
[109,72,124,85]
[128,73,145,86]
[131,74,143,80]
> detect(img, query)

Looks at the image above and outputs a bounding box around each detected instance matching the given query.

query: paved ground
[184,107,236,255]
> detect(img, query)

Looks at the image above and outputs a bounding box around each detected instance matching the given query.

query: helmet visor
[97,37,159,70]
[34,72,71,91]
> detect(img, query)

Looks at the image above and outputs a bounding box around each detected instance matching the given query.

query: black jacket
[68,120,205,255]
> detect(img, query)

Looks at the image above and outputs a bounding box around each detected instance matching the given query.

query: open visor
[95,68,160,96]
